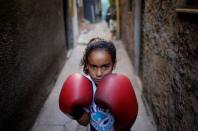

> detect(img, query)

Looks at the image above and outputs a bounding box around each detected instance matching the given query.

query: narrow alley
[30,21,156,131]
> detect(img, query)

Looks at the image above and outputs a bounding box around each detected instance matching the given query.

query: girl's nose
[96,68,102,77]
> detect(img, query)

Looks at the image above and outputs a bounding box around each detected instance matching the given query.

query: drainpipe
[115,0,120,39]
[134,0,142,75]
[91,4,95,23]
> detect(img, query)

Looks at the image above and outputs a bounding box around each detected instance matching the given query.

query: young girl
[76,37,131,131]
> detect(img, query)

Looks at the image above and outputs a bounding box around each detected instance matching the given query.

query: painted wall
[71,0,79,46]
[101,0,110,20]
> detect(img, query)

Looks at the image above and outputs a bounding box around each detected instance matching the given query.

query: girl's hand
[114,123,130,131]
[77,111,90,126]
[114,126,130,131]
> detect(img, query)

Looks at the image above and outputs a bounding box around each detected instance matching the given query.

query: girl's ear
[86,65,89,70]
[113,61,117,70]
[85,66,89,74]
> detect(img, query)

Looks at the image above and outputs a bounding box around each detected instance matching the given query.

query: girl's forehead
[88,49,112,63]
[90,48,108,54]
[89,49,110,56]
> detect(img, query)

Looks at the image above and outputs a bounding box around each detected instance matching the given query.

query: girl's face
[87,49,115,86]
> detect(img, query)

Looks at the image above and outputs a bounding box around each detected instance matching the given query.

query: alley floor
[31,21,157,131]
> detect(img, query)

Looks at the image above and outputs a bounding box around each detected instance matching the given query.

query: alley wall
[120,0,135,64]
[0,0,67,131]
[120,0,198,131]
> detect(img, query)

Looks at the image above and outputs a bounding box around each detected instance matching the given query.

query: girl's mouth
[94,79,101,84]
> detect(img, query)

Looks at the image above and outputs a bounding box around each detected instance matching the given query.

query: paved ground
[31,21,157,131]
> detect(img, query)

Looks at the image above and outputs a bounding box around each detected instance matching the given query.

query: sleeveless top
[83,74,115,131]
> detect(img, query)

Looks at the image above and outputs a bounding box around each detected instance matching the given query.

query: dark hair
[81,37,117,74]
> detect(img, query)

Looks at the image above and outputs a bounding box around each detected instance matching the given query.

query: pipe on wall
[134,0,142,75]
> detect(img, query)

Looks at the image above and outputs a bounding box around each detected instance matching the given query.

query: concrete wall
[120,0,198,131]
[0,0,67,131]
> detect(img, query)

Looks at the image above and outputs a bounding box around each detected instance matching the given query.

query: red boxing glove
[59,73,93,119]
[95,73,138,128]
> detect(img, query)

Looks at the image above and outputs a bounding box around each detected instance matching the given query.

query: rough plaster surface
[120,0,198,130]
[0,0,67,130]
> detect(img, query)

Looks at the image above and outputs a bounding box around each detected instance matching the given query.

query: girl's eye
[102,65,110,70]
[91,65,97,70]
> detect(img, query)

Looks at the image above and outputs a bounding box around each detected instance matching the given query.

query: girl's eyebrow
[89,63,112,67]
